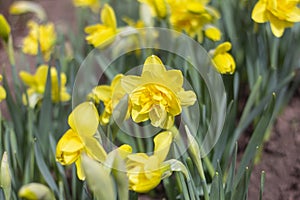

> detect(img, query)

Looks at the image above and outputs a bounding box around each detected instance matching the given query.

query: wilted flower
[251,0,300,37]
[56,102,107,180]
[167,0,220,42]
[0,14,11,43]
[126,131,173,192]
[88,74,128,125]
[138,0,168,19]
[85,4,117,48]
[0,75,6,102]
[72,0,100,12]
[19,65,70,107]
[22,20,56,61]
[122,55,196,129]
[209,42,236,74]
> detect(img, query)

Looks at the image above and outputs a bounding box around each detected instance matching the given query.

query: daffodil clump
[22,20,57,61]
[19,65,70,107]
[252,0,300,37]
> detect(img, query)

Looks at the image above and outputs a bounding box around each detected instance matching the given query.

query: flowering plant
[0,0,299,199]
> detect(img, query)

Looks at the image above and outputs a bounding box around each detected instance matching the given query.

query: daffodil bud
[0,152,11,200]
[18,183,55,200]
[0,14,11,43]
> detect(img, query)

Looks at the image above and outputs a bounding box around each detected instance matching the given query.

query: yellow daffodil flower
[72,0,100,12]
[122,55,196,129]
[9,1,47,21]
[88,74,128,125]
[85,4,117,48]
[204,25,221,41]
[0,14,11,43]
[22,20,56,61]
[209,42,236,74]
[56,102,107,180]
[126,131,173,192]
[138,0,168,19]
[251,0,300,37]
[19,65,70,107]
[167,0,220,42]
[0,75,6,102]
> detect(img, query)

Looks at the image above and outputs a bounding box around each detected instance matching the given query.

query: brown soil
[248,96,300,200]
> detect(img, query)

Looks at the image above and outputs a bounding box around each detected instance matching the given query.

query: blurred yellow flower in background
[56,102,107,180]
[138,0,168,19]
[0,75,6,102]
[122,55,196,129]
[209,42,236,74]
[72,0,100,12]
[167,0,220,42]
[22,20,56,61]
[251,0,300,37]
[85,4,117,48]
[19,65,70,107]
[88,74,128,125]
[204,25,221,41]
[0,14,11,43]
[126,131,172,192]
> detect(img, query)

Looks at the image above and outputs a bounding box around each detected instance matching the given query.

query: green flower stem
[203,155,215,179]
[193,156,209,200]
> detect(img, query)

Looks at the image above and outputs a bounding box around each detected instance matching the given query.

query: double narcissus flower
[209,42,236,74]
[88,74,128,125]
[126,131,172,192]
[85,4,117,48]
[22,20,56,61]
[19,65,70,107]
[167,0,221,42]
[251,0,300,37]
[122,55,196,129]
[56,102,107,180]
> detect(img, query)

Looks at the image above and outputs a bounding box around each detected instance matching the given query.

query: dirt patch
[248,96,300,200]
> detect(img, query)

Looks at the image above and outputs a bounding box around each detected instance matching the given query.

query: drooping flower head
[126,131,172,192]
[19,65,70,107]
[56,102,107,180]
[122,55,196,129]
[85,4,117,48]
[209,42,236,74]
[22,20,56,61]
[88,74,129,125]
[251,0,300,37]
[167,0,220,42]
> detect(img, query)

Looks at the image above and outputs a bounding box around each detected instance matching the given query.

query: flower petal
[153,131,173,162]
[68,102,99,137]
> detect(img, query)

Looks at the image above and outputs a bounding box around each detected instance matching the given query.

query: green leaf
[81,154,116,200]
[233,93,275,188]
[210,172,225,200]
[259,171,265,200]
[34,141,59,197]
